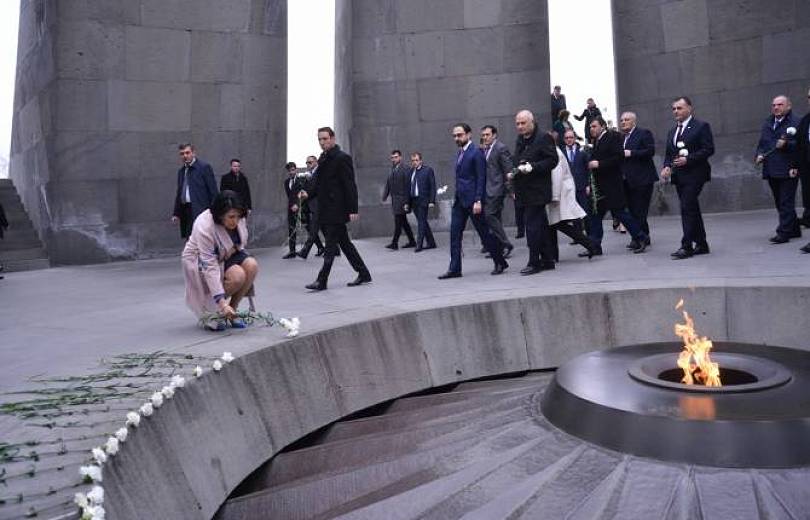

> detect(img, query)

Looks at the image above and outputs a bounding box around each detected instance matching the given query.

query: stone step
[0,246,48,262]
[1,257,51,272]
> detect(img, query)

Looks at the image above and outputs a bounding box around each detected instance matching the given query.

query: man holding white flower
[756,95,801,244]
[662,96,715,260]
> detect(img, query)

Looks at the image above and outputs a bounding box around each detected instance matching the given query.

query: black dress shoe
[414,246,424,252]
[297,251,308,259]
[770,235,790,244]
[425,244,437,250]
[632,241,648,254]
[347,273,372,286]
[402,242,416,249]
[305,281,327,291]
[438,271,462,280]
[520,265,541,275]
[788,229,802,239]
[626,239,640,250]
[491,261,508,275]
[800,243,810,253]
[578,247,602,258]
[283,252,297,259]
[693,244,711,255]
[671,247,694,260]
[385,243,398,250]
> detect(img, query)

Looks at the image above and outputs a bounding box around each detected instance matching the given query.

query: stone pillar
[343,0,551,237]
[10,0,287,264]
[613,0,810,215]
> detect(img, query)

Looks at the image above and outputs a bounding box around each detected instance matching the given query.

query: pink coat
[182,210,248,318]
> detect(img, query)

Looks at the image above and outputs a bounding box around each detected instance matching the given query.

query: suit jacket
[220,172,252,210]
[453,143,488,208]
[410,165,436,207]
[306,145,358,224]
[756,111,799,179]
[560,143,589,195]
[382,162,411,215]
[484,140,514,198]
[173,158,218,220]
[512,129,559,207]
[793,112,810,171]
[551,94,567,121]
[591,130,626,210]
[283,175,299,210]
[664,117,715,185]
[621,127,658,188]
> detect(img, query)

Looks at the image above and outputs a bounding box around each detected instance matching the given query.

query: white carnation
[193,365,203,377]
[221,352,234,363]
[150,391,164,408]
[79,465,102,483]
[170,375,186,388]
[125,411,140,427]
[87,485,104,505]
[104,437,119,456]
[115,427,128,443]
[212,360,223,372]
[139,402,154,417]
[92,447,107,465]
[161,385,175,399]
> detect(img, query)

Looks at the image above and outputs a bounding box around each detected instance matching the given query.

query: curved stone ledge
[103,285,810,519]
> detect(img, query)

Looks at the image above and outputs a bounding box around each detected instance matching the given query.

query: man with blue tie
[662,96,715,260]
[408,152,437,252]
[619,112,658,248]
[438,123,508,279]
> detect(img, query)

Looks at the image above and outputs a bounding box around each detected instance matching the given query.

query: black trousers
[300,209,324,256]
[801,167,810,222]
[287,210,298,252]
[179,203,193,239]
[413,204,436,248]
[550,219,592,260]
[625,182,654,237]
[514,202,525,236]
[316,223,369,284]
[524,204,555,267]
[767,177,800,237]
[391,213,415,245]
[675,181,707,249]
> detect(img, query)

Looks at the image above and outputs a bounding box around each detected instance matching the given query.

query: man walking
[297,155,326,259]
[438,123,508,279]
[662,96,715,260]
[550,85,567,125]
[619,112,658,247]
[510,110,558,275]
[791,86,810,253]
[300,127,371,291]
[172,143,218,239]
[756,96,801,244]
[382,150,416,249]
[219,158,252,214]
[480,125,515,258]
[408,152,437,252]
[283,161,300,259]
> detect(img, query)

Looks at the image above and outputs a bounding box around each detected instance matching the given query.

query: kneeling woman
[182,190,258,330]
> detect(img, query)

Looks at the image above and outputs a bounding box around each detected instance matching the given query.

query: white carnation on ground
[139,402,154,417]
[222,351,234,363]
[115,427,128,443]
[79,465,102,483]
[104,437,119,456]
[91,447,107,465]
[170,375,186,388]
[150,391,164,408]
[87,486,104,505]
[437,185,449,195]
[212,360,223,372]
[161,385,175,399]
[74,492,88,508]
[193,365,203,377]
[125,411,140,427]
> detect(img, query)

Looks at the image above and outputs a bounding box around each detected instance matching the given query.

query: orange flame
[674,300,722,387]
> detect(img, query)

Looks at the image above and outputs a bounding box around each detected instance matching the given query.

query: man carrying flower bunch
[661,96,715,260]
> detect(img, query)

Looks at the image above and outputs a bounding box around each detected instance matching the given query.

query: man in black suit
[550,85,567,125]
[509,110,558,275]
[481,125,515,257]
[382,150,416,250]
[172,143,218,239]
[755,95,801,244]
[619,112,658,247]
[584,117,649,256]
[219,158,252,214]
[299,127,371,291]
[574,98,602,139]
[408,152,437,251]
[790,86,810,253]
[662,96,715,259]
[297,155,326,259]
[282,161,300,259]
[561,129,590,216]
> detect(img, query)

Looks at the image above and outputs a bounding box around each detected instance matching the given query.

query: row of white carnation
[73,350,241,520]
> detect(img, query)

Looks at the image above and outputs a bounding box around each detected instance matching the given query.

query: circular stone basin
[540,342,810,468]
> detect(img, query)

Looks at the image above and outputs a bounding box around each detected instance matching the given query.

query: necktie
[674,124,683,146]
[773,119,781,131]
[456,149,464,165]
[485,146,492,162]
[411,170,418,197]
[568,148,574,163]
[182,165,190,203]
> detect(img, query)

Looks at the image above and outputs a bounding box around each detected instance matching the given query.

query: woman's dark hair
[210,190,247,225]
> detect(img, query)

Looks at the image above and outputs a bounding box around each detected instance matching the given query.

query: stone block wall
[10,0,287,264]
[613,0,810,216]
[340,0,551,216]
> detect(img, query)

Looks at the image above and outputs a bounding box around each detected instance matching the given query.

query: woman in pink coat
[182,190,258,330]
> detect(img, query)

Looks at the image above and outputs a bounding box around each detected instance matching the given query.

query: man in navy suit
[438,123,508,279]
[662,96,715,260]
[408,152,437,251]
[172,143,218,239]
[561,130,590,215]
[619,112,658,247]
[790,86,810,253]
[756,96,801,244]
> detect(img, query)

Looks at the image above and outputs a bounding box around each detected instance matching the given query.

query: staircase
[0,178,50,272]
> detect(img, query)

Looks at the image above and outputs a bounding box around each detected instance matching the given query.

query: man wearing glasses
[172,143,218,239]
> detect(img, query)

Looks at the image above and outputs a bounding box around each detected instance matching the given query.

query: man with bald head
[756,95,800,244]
[619,112,658,246]
[510,109,559,274]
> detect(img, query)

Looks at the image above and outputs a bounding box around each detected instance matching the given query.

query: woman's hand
[218,301,236,320]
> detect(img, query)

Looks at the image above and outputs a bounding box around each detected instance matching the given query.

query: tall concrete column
[341,0,551,236]
[10,0,287,264]
[613,0,810,214]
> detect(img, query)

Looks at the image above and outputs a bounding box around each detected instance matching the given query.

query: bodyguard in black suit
[619,112,658,244]
[584,117,649,255]
[282,162,300,258]
[300,127,371,290]
[790,87,810,253]
[382,150,416,249]
[662,96,715,259]
[755,95,801,244]
[172,144,218,239]
[408,152,437,251]
[219,159,252,213]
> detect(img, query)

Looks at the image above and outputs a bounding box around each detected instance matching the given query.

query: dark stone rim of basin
[627,352,792,393]
[540,342,810,468]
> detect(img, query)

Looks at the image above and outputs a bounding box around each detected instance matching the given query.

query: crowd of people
[172,85,810,330]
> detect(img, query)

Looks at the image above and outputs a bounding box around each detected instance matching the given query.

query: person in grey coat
[480,125,515,257]
[382,149,416,249]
